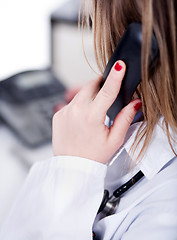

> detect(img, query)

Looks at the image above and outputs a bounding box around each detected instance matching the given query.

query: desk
[0,124,52,227]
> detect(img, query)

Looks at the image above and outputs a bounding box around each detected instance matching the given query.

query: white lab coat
[0,119,177,240]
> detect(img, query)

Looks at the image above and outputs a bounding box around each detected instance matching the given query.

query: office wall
[0,0,68,80]
[52,24,99,88]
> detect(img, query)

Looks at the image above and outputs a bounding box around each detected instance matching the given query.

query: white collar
[109,117,177,180]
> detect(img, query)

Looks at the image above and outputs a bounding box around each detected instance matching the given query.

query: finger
[72,76,102,103]
[109,99,142,145]
[93,61,126,119]
[64,87,82,103]
[53,103,66,113]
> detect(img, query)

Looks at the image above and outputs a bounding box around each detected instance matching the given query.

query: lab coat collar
[110,117,177,180]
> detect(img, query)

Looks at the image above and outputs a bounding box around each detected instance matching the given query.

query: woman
[1,0,177,239]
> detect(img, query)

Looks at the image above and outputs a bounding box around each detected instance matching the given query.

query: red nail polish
[114,62,122,71]
[134,102,142,111]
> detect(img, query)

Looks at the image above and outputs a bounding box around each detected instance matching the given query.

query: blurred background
[0,0,98,227]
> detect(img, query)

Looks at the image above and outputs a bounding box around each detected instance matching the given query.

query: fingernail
[114,62,123,71]
[134,102,142,111]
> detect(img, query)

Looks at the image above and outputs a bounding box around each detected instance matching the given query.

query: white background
[0,0,68,80]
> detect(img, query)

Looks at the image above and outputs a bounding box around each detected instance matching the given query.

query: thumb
[109,99,142,145]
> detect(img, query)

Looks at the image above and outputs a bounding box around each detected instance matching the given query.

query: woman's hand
[52,61,141,164]
[53,87,81,112]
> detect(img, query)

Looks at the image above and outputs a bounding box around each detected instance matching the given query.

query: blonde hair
[82,0,177,161]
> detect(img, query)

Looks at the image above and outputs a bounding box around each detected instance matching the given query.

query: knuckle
[52,111,59,122]
[68,101,86,121]
[52,105,67,122]
[126,115,134,124]
[52,110,62,125]
[121,108,134,124]
[70,101,81,115]
[101,87,115,101]
[125,112,134,124]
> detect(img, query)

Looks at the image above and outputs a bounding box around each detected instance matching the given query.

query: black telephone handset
[101,22,159,122]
